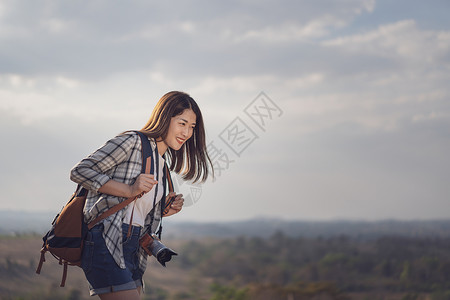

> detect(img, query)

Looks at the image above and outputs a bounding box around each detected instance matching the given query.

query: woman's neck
[156,140,168,157]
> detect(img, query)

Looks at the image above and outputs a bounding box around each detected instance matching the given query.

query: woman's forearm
[98,174,158,199]
[98,180,133,198]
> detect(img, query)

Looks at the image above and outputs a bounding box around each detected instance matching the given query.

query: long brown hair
[140,91,213,183]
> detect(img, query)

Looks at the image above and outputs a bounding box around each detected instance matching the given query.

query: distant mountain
[1,210,450,239]
[163,218,450,240]
[0,210,57,235]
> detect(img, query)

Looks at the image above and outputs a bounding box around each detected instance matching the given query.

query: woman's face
[165,108,197,151]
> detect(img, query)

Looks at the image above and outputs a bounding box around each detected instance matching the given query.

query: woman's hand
[163,192,184,217]
[129,174,158,198]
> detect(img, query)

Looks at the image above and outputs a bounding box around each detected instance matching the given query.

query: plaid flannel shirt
[70,131,163,277]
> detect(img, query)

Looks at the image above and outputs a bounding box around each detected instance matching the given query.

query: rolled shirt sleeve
[70,133,137,193]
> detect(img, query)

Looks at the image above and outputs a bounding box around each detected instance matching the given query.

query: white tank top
[123,151,165,227]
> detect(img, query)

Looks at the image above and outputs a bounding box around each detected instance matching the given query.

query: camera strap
[147,139,161,234]
[155,163,175,239]
[146,145,175,240]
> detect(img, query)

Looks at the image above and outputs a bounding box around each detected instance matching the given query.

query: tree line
[2,232,450,300]
[174,232,450,299]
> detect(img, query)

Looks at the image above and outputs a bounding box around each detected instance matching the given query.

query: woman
[70,91,213,299]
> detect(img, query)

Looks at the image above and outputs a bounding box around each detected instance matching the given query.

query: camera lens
[156,248,178,267]
[149,239,178,267]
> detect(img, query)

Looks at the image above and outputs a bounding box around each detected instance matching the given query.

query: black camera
[139,233,177,267]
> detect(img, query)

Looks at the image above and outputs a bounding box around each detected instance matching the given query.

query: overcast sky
[0,0,449,222]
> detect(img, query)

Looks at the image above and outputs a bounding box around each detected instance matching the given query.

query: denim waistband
[89,222,141,235]
[122,223,142,236]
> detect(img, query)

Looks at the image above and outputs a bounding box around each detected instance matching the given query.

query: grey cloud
[0,0,375,79]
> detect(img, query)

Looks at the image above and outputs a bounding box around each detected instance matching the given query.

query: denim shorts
[81,223,142,296]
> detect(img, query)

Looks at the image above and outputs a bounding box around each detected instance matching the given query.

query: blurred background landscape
[2,217,450,299]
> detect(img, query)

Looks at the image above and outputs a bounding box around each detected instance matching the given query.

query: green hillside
[2,231,450,300]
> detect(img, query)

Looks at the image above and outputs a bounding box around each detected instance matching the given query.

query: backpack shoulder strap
[87,131,153,229]
[135,131,153,173]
